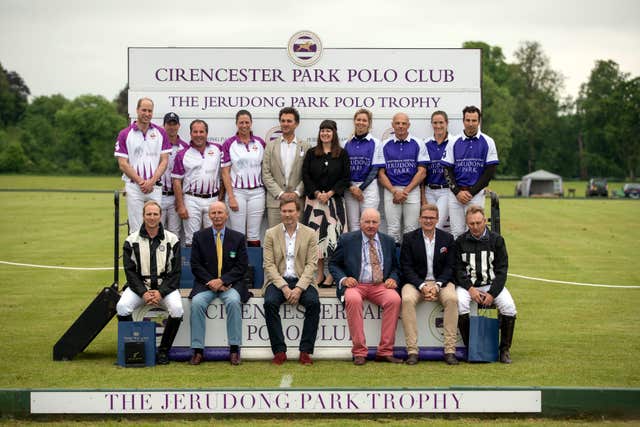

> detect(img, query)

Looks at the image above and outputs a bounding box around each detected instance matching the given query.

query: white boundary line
[508,273,640,289]
[1,260,638,288]
[0,260,119,271]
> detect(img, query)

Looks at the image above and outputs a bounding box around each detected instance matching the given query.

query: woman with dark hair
[302,120,351,287]
[221,109,266,246]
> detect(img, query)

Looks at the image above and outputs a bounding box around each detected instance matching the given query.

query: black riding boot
[117,314,133,322]
[499,315,516,364]
[157,316,183,365]
[458,313,470,359]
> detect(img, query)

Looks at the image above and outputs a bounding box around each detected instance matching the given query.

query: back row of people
[114,100,498,287]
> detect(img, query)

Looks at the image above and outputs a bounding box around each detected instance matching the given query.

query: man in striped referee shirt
[454,205,517,363]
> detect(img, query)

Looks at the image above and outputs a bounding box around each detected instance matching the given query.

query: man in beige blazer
[262,107,311,228]
[263,196,320,365]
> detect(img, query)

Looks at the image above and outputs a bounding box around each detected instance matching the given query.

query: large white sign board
[128,38,480,143]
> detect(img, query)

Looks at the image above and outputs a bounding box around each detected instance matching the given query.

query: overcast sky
[1,0,638,101]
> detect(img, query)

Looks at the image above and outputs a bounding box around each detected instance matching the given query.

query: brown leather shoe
[299,352,313,365]
[230,352,241,366]
[406,354,419,365]
[444,353,459,365]
[374,355,403,364]
[272,352,287,365]
[353,356,367,366]
[189,352,203,366]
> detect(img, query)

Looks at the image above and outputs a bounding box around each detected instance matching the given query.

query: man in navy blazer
[329,208,403,365]
[188,201,249,366]
[400,203,459,365]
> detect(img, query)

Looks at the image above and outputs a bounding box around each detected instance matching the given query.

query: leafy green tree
[577,60,639,179]
[507,41,564,175]
[462,41,515,170]
[0,63,30,127]
[54,95,127,174]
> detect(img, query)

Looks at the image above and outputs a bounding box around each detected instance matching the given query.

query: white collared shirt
[280,136,299,186]
[282,223,299,279]
[423,231,436,282]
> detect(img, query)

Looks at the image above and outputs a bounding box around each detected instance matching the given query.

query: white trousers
[448,189,485,239]
[425,187,450,231]
[183,194,215,246]
[161,194,182,237]
[226,187,265,241]
[456,284,517,317]
[383,186,421,244]
[116,287,184,318]
[344,181,380,232]
[125,182,162,233]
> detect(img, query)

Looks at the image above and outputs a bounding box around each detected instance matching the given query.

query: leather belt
[162,190,174,196]
[428,184,448,189]
[185,191,219,198]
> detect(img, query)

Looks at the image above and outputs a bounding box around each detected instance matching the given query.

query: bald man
[329,208,403,365]
[378,112,428,244]
[188,201,250,366]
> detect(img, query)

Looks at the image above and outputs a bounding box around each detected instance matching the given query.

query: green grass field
[0,175,638,423]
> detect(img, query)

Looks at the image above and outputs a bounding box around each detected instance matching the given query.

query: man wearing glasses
[400,203,459,365]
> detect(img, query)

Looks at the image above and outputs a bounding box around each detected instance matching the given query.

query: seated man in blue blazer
[400,203,459,365]
[189,201,249,366]
[329,208,403,365]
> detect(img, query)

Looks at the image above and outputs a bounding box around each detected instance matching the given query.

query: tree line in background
[0,40,638,179]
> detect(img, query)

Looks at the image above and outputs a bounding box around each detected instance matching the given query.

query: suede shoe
[374,355,403,364]
[353,356,367,366]
[444,353,459,365]
[299,352,313,365]
[272,352,287,365]
[405,354,419,365]
[189,352,203,366]
[230,352,241,366]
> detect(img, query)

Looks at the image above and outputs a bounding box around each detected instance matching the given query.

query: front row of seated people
[116,198,516,366]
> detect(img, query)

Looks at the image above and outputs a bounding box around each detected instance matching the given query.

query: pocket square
[440,247,448,254]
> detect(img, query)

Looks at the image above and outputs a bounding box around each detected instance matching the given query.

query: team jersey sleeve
[220,137,233,168]
[114,128,129,158]
[171,149,186,179]
[440,136,456,167]
[417,139,430,165]
[372,137,385,167]
[158,126,172,154]
[484,134,499,165]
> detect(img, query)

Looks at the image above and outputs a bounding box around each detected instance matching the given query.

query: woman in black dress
[302,119,351,287]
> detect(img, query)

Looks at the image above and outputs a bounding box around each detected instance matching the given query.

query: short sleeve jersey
[161,137,189,192]
[220,134,266,189]
[440,131,499,187]
[171,142,223,195]
[343,133,385,183]
[114,122,172,182]
[424,136,449,186]
[381,134,429,187]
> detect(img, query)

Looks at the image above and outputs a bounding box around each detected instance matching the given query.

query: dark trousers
[263,279,320,354]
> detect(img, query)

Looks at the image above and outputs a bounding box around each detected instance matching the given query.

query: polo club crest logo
[288,30,323,67]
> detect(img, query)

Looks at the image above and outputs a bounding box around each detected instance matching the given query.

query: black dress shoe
[230,352,241,366]
[375,355,403,364]
[444,353,459,365]
[406,354,419,365]
[189,352,203,365]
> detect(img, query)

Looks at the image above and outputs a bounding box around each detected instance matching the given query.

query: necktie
[369,238,383,284]
[216,231,223,278]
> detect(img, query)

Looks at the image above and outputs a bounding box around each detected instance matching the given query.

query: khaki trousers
[401,282,458,354]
